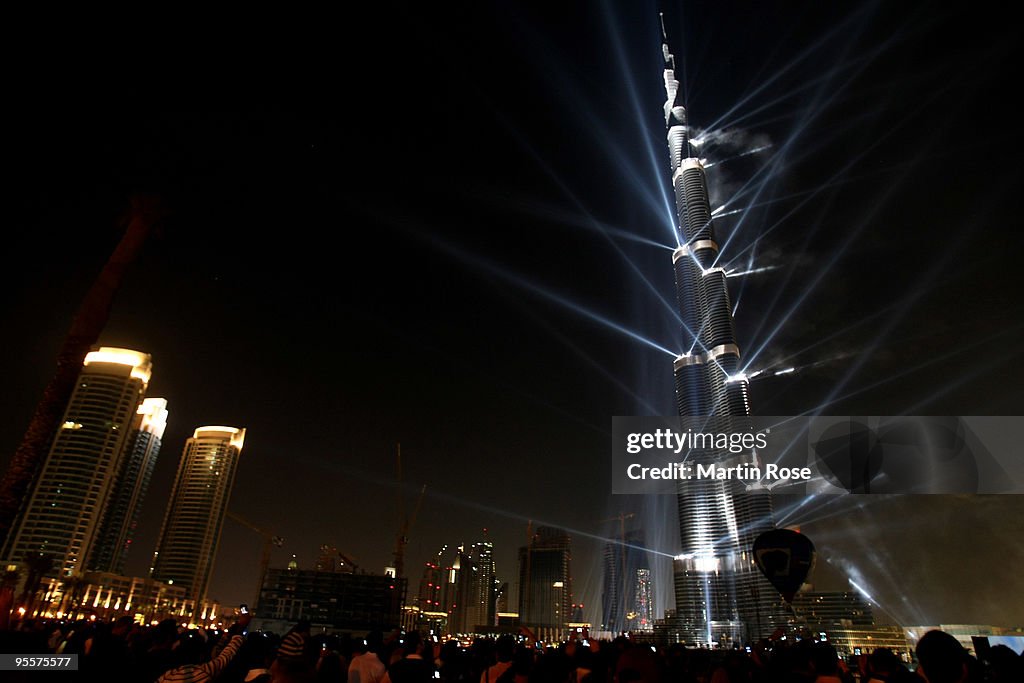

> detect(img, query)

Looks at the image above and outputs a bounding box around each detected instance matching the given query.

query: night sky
[3,1,1022,626]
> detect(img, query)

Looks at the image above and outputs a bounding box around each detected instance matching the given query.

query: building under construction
[257,566,406,633]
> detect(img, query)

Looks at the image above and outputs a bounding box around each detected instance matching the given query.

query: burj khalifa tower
[661,23,784,645]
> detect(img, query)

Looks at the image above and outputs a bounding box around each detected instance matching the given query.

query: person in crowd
[156,612,251,683]
[808,642,850,683]
[350,631,387,683]
[82,615,135,678]
[318,649,347,683]
[480,635,515,683]
[272,619,316,682]
[382,632,434,683]
[865,647,914,683]
[914,630,970,683]
[982,644,1022,682]
[233,631,278,683]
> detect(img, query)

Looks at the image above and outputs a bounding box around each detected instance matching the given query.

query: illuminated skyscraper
[415,547,447,613]
[1,348,153,579]
[601,530,652,634]
[518,526,572,642]
[150,426,246,607]
[661,27,782,644]
[460,540,497,632]
[633,568,654,632]
[89,397,169,574]
[443,540,497,634]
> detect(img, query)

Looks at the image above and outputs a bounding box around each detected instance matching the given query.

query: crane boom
[226,511,283,607]
[392,443,427,578]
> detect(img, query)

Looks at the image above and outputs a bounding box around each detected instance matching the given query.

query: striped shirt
[156,635,243,683]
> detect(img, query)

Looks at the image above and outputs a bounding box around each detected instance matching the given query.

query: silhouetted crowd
[1,616,1021,682]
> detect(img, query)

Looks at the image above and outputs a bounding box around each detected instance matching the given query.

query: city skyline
[2,1,1022,628]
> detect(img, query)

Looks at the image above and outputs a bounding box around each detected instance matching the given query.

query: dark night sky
[2,1,1022,626]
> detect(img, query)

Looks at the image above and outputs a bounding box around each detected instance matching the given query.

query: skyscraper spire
[660,13,675,70]
[660,18,781,645]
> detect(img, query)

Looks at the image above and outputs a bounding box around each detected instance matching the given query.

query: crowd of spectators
[1,617,1020,682]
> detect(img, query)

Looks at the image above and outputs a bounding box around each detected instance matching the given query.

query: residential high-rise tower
[518,526,572,642]
[150,426,245,608]
[451,539,496,633]
[89,397,169,574]
[1,348,153,579]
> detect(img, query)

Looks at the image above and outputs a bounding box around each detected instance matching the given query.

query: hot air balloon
[753,528,815,602]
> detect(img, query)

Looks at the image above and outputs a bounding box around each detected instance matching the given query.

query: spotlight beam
[703,2,878,133]
[740,69,970,371]
[421,232,679,358]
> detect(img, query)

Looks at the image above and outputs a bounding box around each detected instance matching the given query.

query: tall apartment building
[150,426,245,607]
[89,397,169,574]
[2,348,158,580]
[518,527,572,642]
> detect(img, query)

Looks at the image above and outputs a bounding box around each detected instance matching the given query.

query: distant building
[150,426,246,608]
[632,568,654,632]
[258,566,406,632]
[315,545,357,574]
[77,572,188,623]
[470,540,497,628]
[27,571,190,624]
[2,348,155,580]
[518,527,572,642]
[826,625,910,661]
[495,581,509,614]
[451,540,496,633]
[791,591,874,627]
[601,530,653,634]
[415,545,447,614]
[316,545,340,572]
[90,398,169,574]
[792,591,907,660]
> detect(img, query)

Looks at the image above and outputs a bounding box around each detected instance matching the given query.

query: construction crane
[392,443,426,578]
[337,551,359,574]
[226,511,284,607]
[318,544,359,573]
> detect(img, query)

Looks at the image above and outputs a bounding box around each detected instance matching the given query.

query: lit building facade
[89,397,169,574]
[461,540,497,632]
[632,568,654,632]
[77,572,188,623]
[602,530,653,634]
[661,31,782,644]
[258,566,406,633]
[415,545,448,615]
[789,591,909,658]
[791,591,874,627]
[518,527,572,642]
[150,426,246,607]
[2,348,153,579]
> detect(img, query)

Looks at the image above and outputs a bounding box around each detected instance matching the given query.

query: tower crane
[392,443,426,578]
[226,511,284,608]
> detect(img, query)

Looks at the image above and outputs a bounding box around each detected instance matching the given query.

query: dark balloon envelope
[753,528,816,602]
